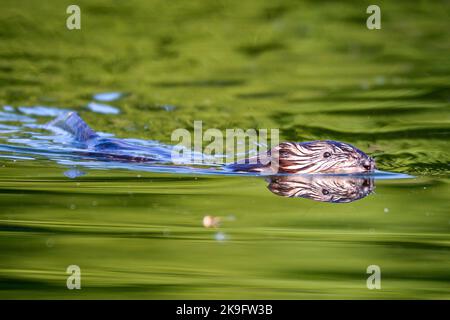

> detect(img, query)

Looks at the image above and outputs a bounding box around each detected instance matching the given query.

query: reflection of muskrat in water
[227,141,376,174]
[267,176,374,203]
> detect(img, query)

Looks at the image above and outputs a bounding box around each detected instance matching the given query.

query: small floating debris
[87,102,120,114]
[203,215,221,228]
[64,169,86,179]
[3,105,14,112]
[93,92,123,102]
[18,105,68,117]
[384,208,389,213]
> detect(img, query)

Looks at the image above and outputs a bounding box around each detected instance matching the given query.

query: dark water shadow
[280,123,449,141]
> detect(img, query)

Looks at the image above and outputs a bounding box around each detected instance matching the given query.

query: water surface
[0,0,449,299]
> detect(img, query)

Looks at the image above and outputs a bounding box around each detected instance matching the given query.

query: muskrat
[226,141,376,174]
[47,112,376,175]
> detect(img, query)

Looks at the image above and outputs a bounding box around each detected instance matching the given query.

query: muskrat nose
[362,159,374,171]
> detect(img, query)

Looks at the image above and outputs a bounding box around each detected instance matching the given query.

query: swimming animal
[267,175,374,203]
[47,112,375,175]
[226,141,376,174]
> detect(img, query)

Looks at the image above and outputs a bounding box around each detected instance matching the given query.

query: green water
[0,0,449,299]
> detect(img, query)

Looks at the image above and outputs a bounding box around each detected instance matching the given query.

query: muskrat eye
[323,152,331,158]
[322,189,330,195]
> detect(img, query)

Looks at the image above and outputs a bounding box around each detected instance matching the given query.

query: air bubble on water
[384,208,389,213]
[70,204,76,210]
[215,232,227,242]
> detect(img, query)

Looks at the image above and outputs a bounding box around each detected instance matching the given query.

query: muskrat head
[272,140,376,174]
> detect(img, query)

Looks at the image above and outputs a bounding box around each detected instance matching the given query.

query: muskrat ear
[272,142,299,158]
[275,142,297,149]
